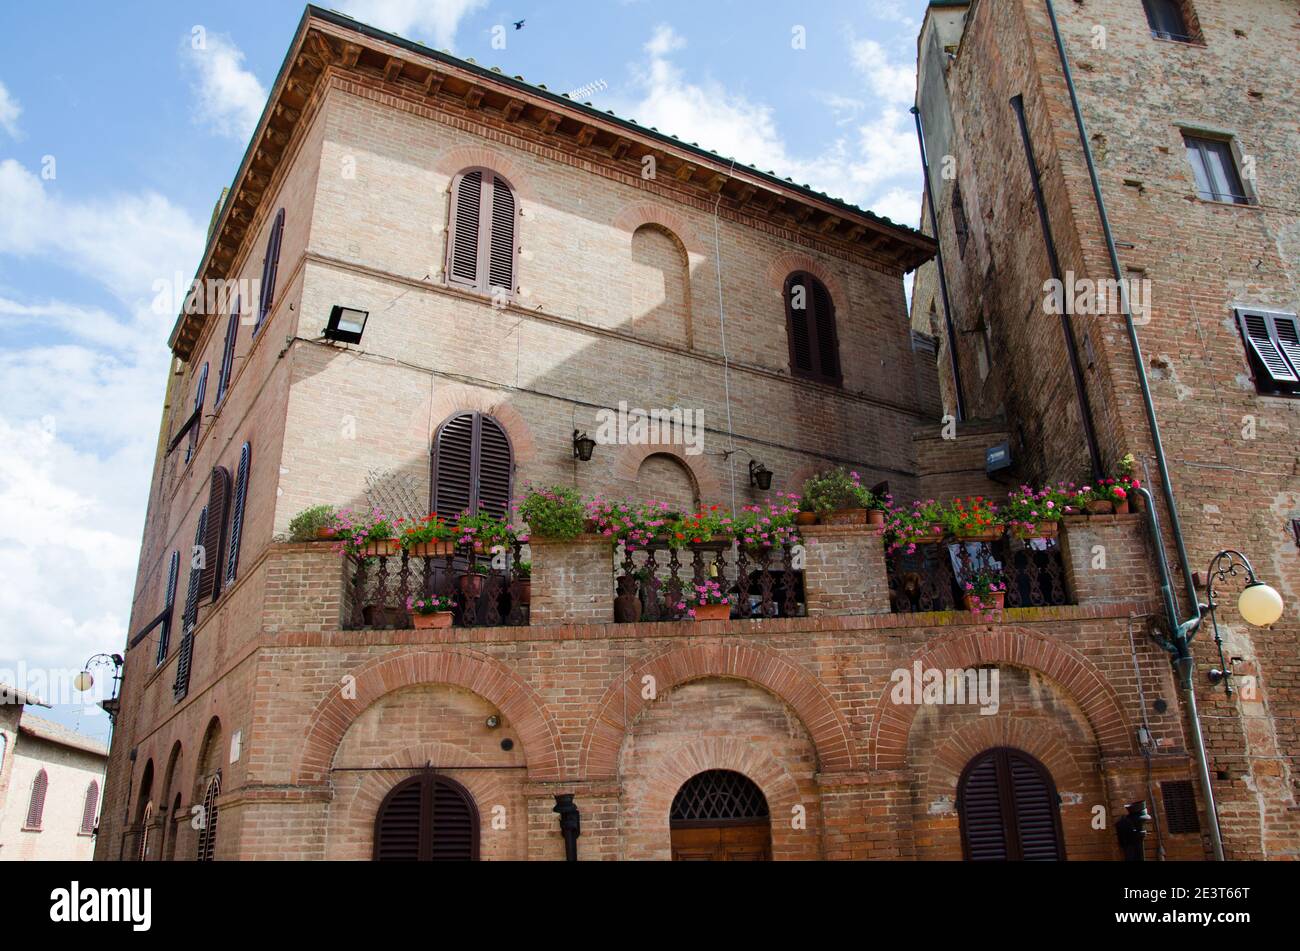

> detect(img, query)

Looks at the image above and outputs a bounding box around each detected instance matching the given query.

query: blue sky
[0,0,930,741]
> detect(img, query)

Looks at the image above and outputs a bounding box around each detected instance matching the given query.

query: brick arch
[870,627,1136,770]
[622,735,815,860]
[612,441,722,505]
[424,384,537,466]
[580,642,855,778]
[432,145,536,203]
[296,648,562,783]
[612,202,707,256]
[766,252,848,308]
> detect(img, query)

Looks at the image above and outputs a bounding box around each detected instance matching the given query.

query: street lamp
[1200,550,1284,697]
[75,653,124,721]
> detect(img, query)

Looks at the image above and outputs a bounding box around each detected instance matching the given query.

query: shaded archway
[958,747,1065,861]
[670,769,772,861]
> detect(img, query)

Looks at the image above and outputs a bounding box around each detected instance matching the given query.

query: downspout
[911,105,968,422]
[1009,94,1104,479]
[1042,0,1219,859]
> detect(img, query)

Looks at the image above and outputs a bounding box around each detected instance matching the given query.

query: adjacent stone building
[913,0,1299,858]
[97,5,1231,861]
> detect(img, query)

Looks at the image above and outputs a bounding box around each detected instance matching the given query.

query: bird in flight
[513,19,526,30]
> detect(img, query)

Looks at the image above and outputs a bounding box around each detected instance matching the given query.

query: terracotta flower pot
[412,611,454,630]
[964,591,1006,613]
[1014,522,1059,540]
[614,592,642,624]
[1114,500,1130,515]
[820,508,867,526]
[691,603,731,622]
[460,573,486,598]
[957,525,1006,542]
[360,539,399,558]
[867,508,886,527]
[514,579,531,606]
[315,526,335,540]
[1086,499,1115,515]
[408,540,455,558]
[796,512,818,526]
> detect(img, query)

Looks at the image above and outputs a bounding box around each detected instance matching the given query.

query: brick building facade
[97,5,1233,861]
[912,0,1299,858]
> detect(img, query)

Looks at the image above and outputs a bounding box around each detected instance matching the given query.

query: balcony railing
[344,542,530,629]
[887,536,1072,613]
[614,538,806,621]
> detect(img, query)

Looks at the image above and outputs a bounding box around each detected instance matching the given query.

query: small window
[215,304,239,405]
[80,781,100,836]
[1143,0,1194,42]
[1184,135,1249,204]
[951,184,970,256]
[784,272,842,386]
[446,169,518,298]
[25,769,48,830]
[254,209,285,336]
[225,442,252,586]
[1236,307,1300,395]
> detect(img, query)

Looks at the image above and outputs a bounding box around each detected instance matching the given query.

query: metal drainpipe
[1042,0,1220,859]
[911,105,968,422]
[1009,94,1105,479]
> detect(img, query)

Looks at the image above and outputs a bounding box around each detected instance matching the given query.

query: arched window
[197,771,221,862]
[254,208,284,336]
[374,773,479,861]
[25,769,48,830]
[670,770,771,861]
[80,780,100,836]
[630,223,691,345]
[447,168,517,297]
[431,412,513,520]
[174,506,207,702]
[958,747,1065,861]
[225,442,252,586]
[636,452,698,514]
[784,272,841,385]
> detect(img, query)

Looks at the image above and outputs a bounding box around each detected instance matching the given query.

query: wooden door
[669,770,772,862]
[671,823,771,861]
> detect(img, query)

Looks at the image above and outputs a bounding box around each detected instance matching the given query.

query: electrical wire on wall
[712,158,739,512]
[1126,614,1167,861]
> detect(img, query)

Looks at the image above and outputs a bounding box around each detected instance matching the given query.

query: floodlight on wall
[573,430,596,462]
[324,305,369,344]
[748,460,773,491]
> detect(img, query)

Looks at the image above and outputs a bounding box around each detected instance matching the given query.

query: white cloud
[850,38,917,106]
[337,0,488,49]
[184,32,267,142]
[0,80,20,138]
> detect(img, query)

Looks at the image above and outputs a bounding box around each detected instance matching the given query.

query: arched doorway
[958,747,1065,861]
[374,772,479,861]
[669,769,771,861]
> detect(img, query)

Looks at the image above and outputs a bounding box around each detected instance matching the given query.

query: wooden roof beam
[464,87,485,109]
[502,99,525,122]
[537,112,562,134]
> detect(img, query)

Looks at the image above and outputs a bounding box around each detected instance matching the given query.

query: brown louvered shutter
[196,466,232,603]
[197,772,221,862]
[215,308,238,405]
[225,443,251,586]
[448,170,483,288]
[374,774,479,861]
[477,415,512,520]
[786,275,814,376]
[157,549,180,666]
[186,363,209,464]
[811,279,841,383]
[80,780,99,834]
[174,507,208,702]
[25,769,48,829]
[255,209,284,335]
[433,413,475,517]
[1239,310,1298,384]
[487,175,516,293]
[959,748,1064,861]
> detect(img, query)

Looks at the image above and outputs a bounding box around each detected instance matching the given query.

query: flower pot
[1014,522,1059,540]
[963,591,1006,613]
[412,611,454,630]
[691,603,731,622]
[1085,500,1115,515]
[796,512,818,526]
[359,539,399,558]
[315,526,335,540]
[408,541,455,558]
[460,573,486,598]
[514,579,532,606]
[867,508,886,527]
[820,508,867,526]
[1114,500,1130,515]
[957,525,1006,543]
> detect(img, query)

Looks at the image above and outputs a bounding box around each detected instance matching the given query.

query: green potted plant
[407,594,457,630]
[399,513,457,558]
[802,468,883,525]
[332,508,400,557]
[454,509,514,554]
[288,504,337,541]
[667,506,736,548]
[1079,484,1114,515]
[796,495,817,526]
[942,496,1005,542]
[518,485,586,540]
[962,567,1007,614]
[676,578,731,622]
[1003,485,1066,539]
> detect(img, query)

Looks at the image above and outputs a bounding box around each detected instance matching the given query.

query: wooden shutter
[156,550,180,666]
[25,769,48,829]
[81,780,100,835]
[197,772,221,862]
[487,175,516,293]
[785,275,814,376]
[174,507,208,702]
[1270,314,1300,377]
[958,747,1064,861]
[1238,310,1299,383]
[225,443,252,586]
[186,363,209,464]
[374,774,479,861]
[215,309,239,404]
[785,273,841,385]
[811,279,841,382]
[196,467,232,603]
[431,412,514,519]
[448,170,483,288]
[255,209,284,335]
